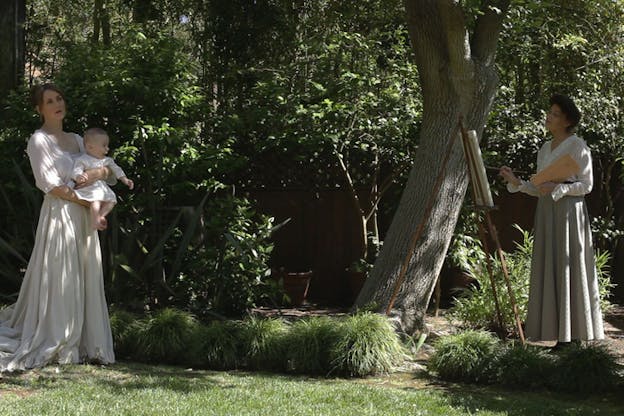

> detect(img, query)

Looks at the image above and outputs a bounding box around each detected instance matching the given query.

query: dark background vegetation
[0,0,622,316]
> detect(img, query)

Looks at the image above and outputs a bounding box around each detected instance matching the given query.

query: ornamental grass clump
[549,343,621,395]
[330,312,405,377]
[137,308,199,364]
[240,316,288,371]
[285,316,340,374]
[493,343,555,389]
[193,319,243,370]
[109,308,142,359]
[428,330,501,383]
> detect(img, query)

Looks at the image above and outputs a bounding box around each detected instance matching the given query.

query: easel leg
[433,275,441,317]
[485,212,526,344]
[477,220,505,333]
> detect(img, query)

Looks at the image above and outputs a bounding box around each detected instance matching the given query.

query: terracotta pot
[283,271,312,307]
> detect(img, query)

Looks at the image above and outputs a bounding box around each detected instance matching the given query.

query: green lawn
[0,362,621,415]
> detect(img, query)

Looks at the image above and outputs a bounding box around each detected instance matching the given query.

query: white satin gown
[0,130,115,371]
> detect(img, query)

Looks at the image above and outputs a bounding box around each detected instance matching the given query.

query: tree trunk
[354,0,509,334]
[0,0,26,95]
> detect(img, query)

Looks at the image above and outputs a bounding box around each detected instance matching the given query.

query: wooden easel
[458,118,525,344]
[384,119,525,344]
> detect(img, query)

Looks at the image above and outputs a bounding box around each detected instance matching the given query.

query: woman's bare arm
[74,166,112,188]
[48,185,90,207]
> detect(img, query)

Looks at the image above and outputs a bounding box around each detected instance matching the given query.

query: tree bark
[354,0,510,334]
[0,0,26,95]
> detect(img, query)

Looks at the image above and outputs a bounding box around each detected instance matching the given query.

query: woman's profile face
[545,104,571,134]
[37,89,66,123]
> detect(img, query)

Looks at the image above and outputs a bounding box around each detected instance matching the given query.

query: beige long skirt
[525,195,605,342]
[0,195,115,371]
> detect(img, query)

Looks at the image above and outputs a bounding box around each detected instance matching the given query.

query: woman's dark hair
[30,83,65,108]
[550,93,581,132]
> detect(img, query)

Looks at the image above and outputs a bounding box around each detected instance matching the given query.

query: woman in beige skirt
[499,93,604,348]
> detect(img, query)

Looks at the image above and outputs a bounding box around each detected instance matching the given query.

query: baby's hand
[121,177,134,190]
[75,173,88,184]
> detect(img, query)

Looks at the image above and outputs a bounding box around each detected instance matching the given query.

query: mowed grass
[0,362,621,416]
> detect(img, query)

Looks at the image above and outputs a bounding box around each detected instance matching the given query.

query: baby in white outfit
[73,127,134,229]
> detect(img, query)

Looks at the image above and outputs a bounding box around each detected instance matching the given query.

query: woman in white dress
[500,94,604,348]
[0,83,115,371]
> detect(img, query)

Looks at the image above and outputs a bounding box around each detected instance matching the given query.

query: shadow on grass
[406,372,624,416]
[91,361,325,394]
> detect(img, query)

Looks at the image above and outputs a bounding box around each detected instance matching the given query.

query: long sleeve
[103,157,127,180]
[506,143,546,197]
[26,133,64,193]
[72,158,88,179]
[507,180,540,197]
[551,140,593,201]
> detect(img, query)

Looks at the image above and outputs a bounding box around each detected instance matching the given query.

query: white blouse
[26,130,84,193]
[507,134,593,201]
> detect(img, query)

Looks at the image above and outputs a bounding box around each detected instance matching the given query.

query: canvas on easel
[458,123,525,343]
[460,129,494,207]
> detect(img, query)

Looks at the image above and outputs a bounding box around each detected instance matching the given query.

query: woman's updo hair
[30,83,65,108]
[549,93,581,132]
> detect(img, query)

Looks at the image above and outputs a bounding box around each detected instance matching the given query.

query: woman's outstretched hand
[499,166,521,187]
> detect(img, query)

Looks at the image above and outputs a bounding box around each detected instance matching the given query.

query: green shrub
[428,330,501,383]
[449,225,614,336]
[595,250,617,313]
[285,316,340,374]
[449,226,531,335]
[493,343,555,389]
[109,308,142,360]
[173,196,280,318]
[240,316,288,371]
[549,343,621,395]
[330,312,405,377]
[137,308,199,364]
[193,320,243,370]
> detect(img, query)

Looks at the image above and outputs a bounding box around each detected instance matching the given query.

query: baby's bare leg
[100,201,116,218]
[90,200,103,230]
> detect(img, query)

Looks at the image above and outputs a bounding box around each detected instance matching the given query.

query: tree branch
[335,151,365,219]
[365,161,412,221]
[437,0,474,82]
[472,0,511,66]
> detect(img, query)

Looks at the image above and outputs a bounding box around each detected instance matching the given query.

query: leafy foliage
[430,331,623,395]
[449,225,614,333]
[449,225,532,335]
[550,343,621,395]
[493,343,556,389]
[428,330,501,383]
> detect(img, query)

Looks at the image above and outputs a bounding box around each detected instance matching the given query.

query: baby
[73,127,134,229]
